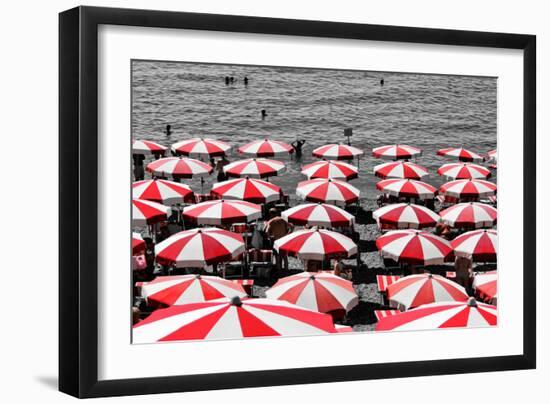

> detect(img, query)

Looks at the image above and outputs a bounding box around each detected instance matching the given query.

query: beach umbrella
[437,147,484,162]
[376,229,453,265]
[132,232,145,255]
[386,273,468,310]
[373,203,440,229]
[439,202,497,229]
[141,274,247,306]
[374,161,429,180]
[312,144,364,160]
[296,178,360,207]
[473,271,497,304]
[132,199,171,227]
[171,138,231,157]
[132,179,195,205]
[155,227,245,267]
[274,228,357,260]
[437,163,491,180]
[372,144,422,160]
[182,199,262,225]
[439,179,497,200]
[210,177,281,204]
[132,297,338,342]
[281,203,355,228]
[146,157,213,179]
[238,139,293,157]
[301,160,358,180]
[223,158,285,178]
[334,325,354,333]
[266,272,359,313]
[376,179,436,200]
[487,149,497,169]
[375,298,497,331]
[132,139,168,156]
[451,229,497,261]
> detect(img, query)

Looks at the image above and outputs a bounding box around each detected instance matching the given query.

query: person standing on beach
[132,153,145,181]
[216,154,230,182]
[455,256,473,290]
[291,139,306,159]
[261,109,267,120]
[265,208,293,273]
[164,124,172,136]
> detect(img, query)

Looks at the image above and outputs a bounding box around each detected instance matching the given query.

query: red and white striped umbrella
[437,163,491,180]
[132,179,195,205]
[451,229,497,261]
[437,147,484,162]
[312,144,364,160]
[335,324,354,333]
[274,229,357,260]
[296,178,360,207]
[386,273,468,310]
[374,161,429,180]
[373,203,440,229]
[182,199,262,225]
[132,232,145,255]
[211,177,281,204]
[266,272,358,313]
[439,179,497,199]
[376,230,453,265]
[223,158,285,178]
[301,160,358,180]
[132,297,338,342]
[376,179,436,200]
[132,139,168,156]
[132,199,172,226]
[281,203,355,228]
[375,298,497,331]
[146,157,213,179]
[171,138,231,157]
[439,202,497,228]
[141,274,247,306]
[155,227,245,267]
[372,144,422,160]
[473,271,497,303]
[238,139,293,157]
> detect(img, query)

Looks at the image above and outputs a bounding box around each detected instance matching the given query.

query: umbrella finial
[230,296,243,307]
[196,274,202,279]
[467,297,478,307]
[309,274,316,280]
[428,273,433,278]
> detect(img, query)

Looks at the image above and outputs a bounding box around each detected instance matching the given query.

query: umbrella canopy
[437,147,484,162]
[312,144,364,160]
[376,179,436,200]
[301,160,358,180]
[132,199,171,227]
[274,229,357,260]
[386,273,468,310]
[373,203,440,229]
[132,139,168,156]
[281,203,355,228]
[451,229,497,261]
[335,325,354,333]
[140,274,247,306]
[223,158,285,178]
[374,161,429,180]
[473,271,497,303]
[437,163,491,180]
[375,298,497,331]
[439,179,497,199]
[296,178,360,207]
[439,202,497,229]
[376,229,453,265]
[132,179,195,205]
[182,199,262,225]
[238,139,293,157]
[146,157,213,179]
[171,138,231,157]
[211,177,281,204]
[132,297,338,342]
[372,144,422,160]
[132,232,145,255]
[155,227,245,267]
[266,272,359,313]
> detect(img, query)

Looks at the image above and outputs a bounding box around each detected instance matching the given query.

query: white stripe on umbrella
[182,199,262,225]
[375,230,453,265]
[312,144,364,160]
[132,139,168,156]
[437,147,484,162]
[439,179,497,199]
[451,229,497,261]
[211,178,281,204]
[374,161,429,180]
[132,199,171,227]
[440,202,497,229]
[274,229,357,260]
[171,138,231,157]
[437,163,491,179]
[301,160,358,180]
[238,139,293,157]
[223,158,285,178]
[376,179,436,200]
[373,203,440,229]
[146,157,213,179]
[296,178,360,207]
[266,272,359,313]
[372,144,422,160]
[132,179,195,205]
[281,203,355,227]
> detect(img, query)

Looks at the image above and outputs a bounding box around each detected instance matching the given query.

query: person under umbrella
[265,208,294,272]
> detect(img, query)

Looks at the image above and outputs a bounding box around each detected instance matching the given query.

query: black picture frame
[59,6,536,398]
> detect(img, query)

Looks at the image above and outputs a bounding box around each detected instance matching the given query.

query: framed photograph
[59,6,536,398]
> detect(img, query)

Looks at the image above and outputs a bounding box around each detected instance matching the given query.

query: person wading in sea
[164,124,172,136]
[261,109,267,120]
[291,139,306,159]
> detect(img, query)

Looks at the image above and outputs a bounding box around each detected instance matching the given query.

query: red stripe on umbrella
[274,229,357,260]
[373,203,440,229]
[437,163,491,179]
[182,199,262,225]
[281,203,355,227]
[374,161,429,180]
[146,157,213,179]
[296,178,360,206]
[372,144,422,160]
[211,177,281,204]
[238,139,293,157]
[132,179,195,204]
[171,138,231,157]
[132,199,171,226]
[437,147,484,162]
[312,144,364,160]
[301,160,358,180]
[132,139,168,156]
[223,158,285,178]
[376,179,436,199]
[132,232,145,254]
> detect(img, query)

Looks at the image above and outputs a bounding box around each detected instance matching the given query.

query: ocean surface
[132,60,497,198]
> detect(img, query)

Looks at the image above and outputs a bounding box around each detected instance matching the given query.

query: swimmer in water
[230,76,235,84]
[261,109,267,120]
[244,76,249,86]
[380,78,384,86]
[225,76,230,85]
[165,124,172,136]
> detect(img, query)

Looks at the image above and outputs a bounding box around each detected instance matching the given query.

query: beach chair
[376,274,402,305]
[374,310,401,322]
[221,252,246,279]
[445,271,456,279]
[249,249,273,280]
